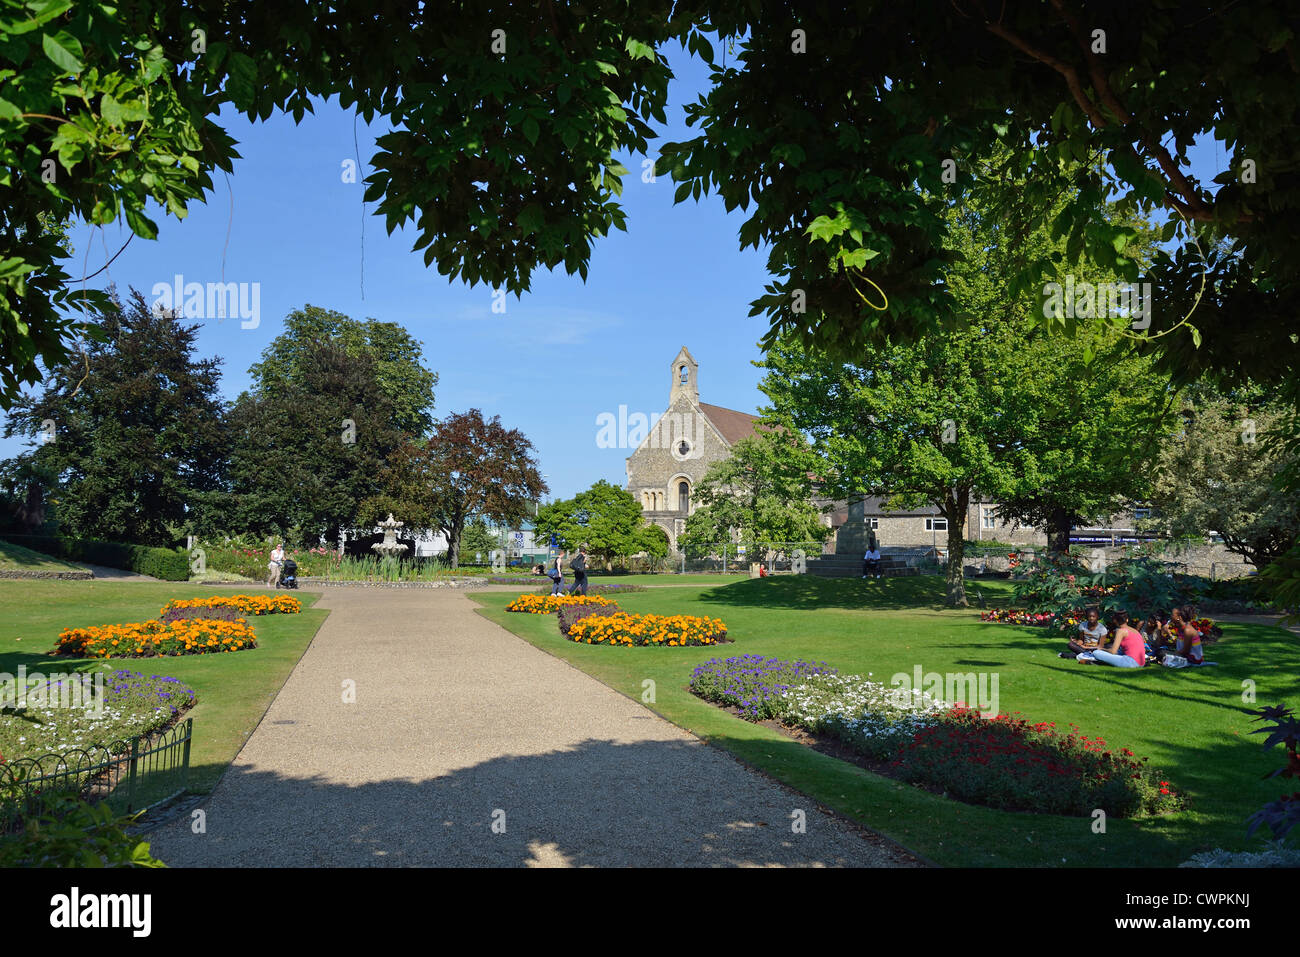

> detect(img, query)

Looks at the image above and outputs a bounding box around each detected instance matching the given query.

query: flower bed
[773,673,949,760]
[0,671,197,758]
[53,618,257,658]
[505,594,614,614]
[980,608,1052,627]
[556,603,622,636]
[565,612,728,647]
[689,657,1182,818]
[891,707,1184,817]
[159,605,245,623]
[159,594,301,617]
[690,655,837,720]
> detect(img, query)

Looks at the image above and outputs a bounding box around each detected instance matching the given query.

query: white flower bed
[772,673,950,760]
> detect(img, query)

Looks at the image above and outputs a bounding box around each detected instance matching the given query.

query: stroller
[277,558,299,589]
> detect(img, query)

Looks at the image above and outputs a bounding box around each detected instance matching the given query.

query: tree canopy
[0,287,226,544]
[4,2,1298,406]
[223,337,405,544]
[248,305,437,436]
[1146,383,1300,570]
[533,479,668,568]
[362,409,546,568]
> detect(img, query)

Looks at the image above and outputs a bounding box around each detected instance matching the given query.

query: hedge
[0,534,190,581]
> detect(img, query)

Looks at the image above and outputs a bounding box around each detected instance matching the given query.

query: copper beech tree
[362,410,547,569]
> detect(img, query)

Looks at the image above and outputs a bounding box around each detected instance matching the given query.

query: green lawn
[0,539,87,571]
[0,580,328,793]
[473,575,1300,867]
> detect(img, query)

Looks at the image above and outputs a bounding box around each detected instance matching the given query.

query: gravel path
[148,588,915,867]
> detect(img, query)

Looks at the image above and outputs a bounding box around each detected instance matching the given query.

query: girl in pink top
[1091,612,1146,668]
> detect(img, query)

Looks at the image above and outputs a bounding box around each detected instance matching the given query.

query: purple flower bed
[556,603,622,636]
[103,670,197,718]
[690,655,838,721]
[159,605,243,623]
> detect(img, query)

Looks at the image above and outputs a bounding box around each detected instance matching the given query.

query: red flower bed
[980,608,1052,626]
[891,706,1184,817]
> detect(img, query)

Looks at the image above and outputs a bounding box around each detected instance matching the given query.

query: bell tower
[669,346,699,405]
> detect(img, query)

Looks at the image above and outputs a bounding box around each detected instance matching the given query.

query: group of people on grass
[1062,606,1205,668]
[531,546,589,596]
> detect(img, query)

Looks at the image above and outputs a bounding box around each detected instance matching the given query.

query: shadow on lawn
[695,575,1007,612]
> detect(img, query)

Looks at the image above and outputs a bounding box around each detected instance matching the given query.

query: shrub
[505,594,614,614]
[1245,703,1300,842]
[1,534,189,581]
[0,796,165,867]
[772,673,949,761]
[53,619,257,658]
[690,655,837,720]
[556,603,622,636]
[565,612,728,647]
[159,594,301,617]
[892,707,1184,818]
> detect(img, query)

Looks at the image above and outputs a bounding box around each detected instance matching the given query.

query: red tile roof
[698,402,762,446]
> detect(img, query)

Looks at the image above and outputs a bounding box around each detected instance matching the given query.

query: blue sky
[1,47,771,500]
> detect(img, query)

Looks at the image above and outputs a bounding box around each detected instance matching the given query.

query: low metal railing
[0,719,192,831]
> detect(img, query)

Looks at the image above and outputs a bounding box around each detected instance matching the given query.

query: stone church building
[625,347,762,551]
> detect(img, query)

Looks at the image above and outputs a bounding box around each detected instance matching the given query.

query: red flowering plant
[1246,703,1300,841]
[891,707,1185,817]
[980,608,1053,627]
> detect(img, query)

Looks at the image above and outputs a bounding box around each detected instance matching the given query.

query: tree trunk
[1046,506,1072,554]
[945,491,970,608]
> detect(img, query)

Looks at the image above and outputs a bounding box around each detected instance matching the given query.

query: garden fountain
[371,513,410,560]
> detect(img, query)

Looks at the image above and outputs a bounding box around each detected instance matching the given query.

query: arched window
[678,481,690,512]
[679,365,689,384]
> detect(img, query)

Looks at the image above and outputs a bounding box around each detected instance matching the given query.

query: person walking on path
[547,551,565,596]
[568,546,589,596]
[268,542,286,588]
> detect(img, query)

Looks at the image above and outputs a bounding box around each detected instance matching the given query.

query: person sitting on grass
[1170,605,1205,665]
[1062,607,1108,658]
[1140,613,1171,663]
[1086,611,1147,668]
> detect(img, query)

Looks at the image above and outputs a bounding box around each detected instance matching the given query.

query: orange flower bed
[160,594,301,616]
[565,612,728,647]
[54,618,258,658]
[505,594,614,614]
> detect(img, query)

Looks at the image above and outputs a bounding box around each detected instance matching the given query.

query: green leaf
[42,31,84,73]
[521,116,539,145]
[806,214,846,243]
[625,38,655,61]
[227,52,257,111]
[1189,326,1202,349]
[0,97,20,121]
